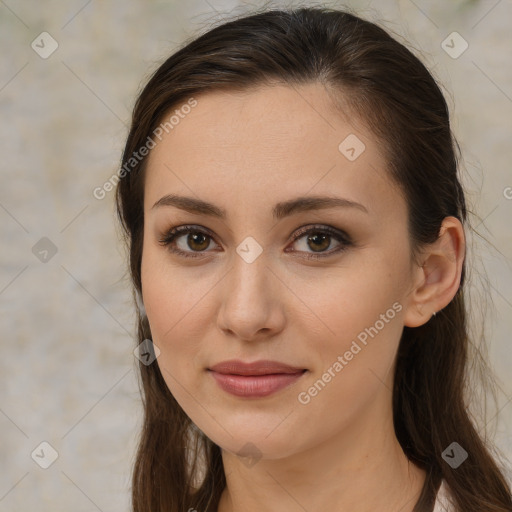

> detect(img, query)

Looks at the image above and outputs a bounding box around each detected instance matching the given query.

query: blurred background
[0,0,511,510]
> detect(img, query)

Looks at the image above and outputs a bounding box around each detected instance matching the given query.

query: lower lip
[209,370,306,398]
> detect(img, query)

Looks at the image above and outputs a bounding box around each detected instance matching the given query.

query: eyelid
[289,224,351,245]
[158,224,220,254]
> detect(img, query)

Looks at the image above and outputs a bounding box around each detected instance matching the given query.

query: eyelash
[158,224,352,261]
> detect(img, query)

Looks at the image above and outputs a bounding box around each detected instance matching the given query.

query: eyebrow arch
[151,194,368,219]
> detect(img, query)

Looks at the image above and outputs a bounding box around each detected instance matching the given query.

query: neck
[217,398,426,512]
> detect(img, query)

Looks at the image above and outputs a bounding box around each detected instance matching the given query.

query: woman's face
[141,83,418,460]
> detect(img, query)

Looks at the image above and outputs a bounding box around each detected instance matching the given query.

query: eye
[286,224,352,260]
[158,225,219,259]
[158,224,352,260]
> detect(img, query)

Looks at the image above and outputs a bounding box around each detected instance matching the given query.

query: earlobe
[403,216,465,328]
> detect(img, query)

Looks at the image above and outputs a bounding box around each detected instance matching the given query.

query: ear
[403,216,465,328]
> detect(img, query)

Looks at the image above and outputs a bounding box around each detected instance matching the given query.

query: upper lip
[209,359,306,376]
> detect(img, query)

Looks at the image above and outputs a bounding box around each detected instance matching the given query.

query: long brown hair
[115,6,512,512]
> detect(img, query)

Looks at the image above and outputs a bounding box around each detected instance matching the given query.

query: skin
[140,82,465,512]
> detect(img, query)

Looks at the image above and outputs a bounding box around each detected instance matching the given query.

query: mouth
[207,359,308,398]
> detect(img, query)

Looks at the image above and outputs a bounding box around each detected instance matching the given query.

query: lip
[208,359,307,398]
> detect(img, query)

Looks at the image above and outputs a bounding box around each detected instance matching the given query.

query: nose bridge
[217,247,284,339]
[228,242,272,307]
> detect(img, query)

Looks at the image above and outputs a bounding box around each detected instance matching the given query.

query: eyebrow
[151,194,368,219]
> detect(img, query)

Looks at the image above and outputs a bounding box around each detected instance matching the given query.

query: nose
[216,253,286,342]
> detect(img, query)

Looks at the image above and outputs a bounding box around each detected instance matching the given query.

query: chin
[199,416,307,461]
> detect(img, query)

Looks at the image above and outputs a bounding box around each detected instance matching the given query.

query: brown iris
[307,232,330,252]
[187,232,210,251]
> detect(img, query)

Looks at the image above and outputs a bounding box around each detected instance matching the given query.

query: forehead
[143,83,402,219]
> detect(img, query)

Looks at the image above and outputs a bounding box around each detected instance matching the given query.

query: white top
[433,480,453,512]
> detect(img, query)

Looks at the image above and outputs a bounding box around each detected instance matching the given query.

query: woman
[115,6,512,512]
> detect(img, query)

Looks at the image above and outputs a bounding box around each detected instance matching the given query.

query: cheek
[291,285,405,445]
[141,241,213,341]
[290,260,406,405]
[140,247,217,396]
[292,256,406,350]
